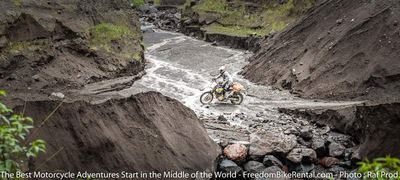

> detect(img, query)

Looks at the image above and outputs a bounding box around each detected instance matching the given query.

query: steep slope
[16,92,219,173]
[0,0,144,101]
[242,0,400,101]
[179,0,317,50]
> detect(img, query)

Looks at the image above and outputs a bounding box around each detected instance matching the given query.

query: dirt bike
[200,79,245,105]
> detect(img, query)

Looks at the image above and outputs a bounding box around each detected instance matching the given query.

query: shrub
[0,90,46,173]
[358,156,400,180]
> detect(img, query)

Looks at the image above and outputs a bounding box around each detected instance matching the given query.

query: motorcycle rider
[213,66,233,98]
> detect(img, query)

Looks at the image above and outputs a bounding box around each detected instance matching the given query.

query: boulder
[262,166,285,175]
[249,132,297,159]
[219,159,242,174]
[312,138,328,157]
[319,157,340,168]
[223,144,248,162]
[263,155,283,168]
[243,161,265,173]
[294,164,315,173]
[299,128,313,141]
[287,148,317,164]
[329,142,345,157]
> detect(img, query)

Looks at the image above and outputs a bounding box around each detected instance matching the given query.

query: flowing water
[79,29,363,142]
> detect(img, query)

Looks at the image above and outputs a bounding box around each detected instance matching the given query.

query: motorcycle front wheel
[200,91,214,104]
[230,92,244,105]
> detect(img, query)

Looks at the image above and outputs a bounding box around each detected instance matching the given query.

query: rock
[339,161,352,168]
[287,148,317,164]
[217,115,227,121]
[319,157,339,168]
[312,138,327,157]
[249,132,297,159]
[284,127,298,135]
[7,74,17,81]
[32,74,40,82]
[328,165,345,175]
[336,18,343,25]
[219,159,242,174]
[138,5,158,14]
[256,112,263,117]
[243,161,265,173]
[294,163,315,173]
[50,92,65,99]
[223,144,248,162]
[299,128,313,141]
[262,165,284,174]
[263,155,283,168]
[329,142,345,157]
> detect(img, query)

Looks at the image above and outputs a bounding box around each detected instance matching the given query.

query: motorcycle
[200,79,245,105]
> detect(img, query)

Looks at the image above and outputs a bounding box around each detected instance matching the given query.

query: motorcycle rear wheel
[230,92,244,105]
[200,91,214,104]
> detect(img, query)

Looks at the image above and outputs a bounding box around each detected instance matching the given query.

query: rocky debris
[139,5,181,32]
[287,148,317,164]
[17,92,220,172]
[223,144,248,162]
[249,131,297,159]
[219,159,242,174]
[213,109,358,176]
[319,157,340,168]
[263,155,283,168]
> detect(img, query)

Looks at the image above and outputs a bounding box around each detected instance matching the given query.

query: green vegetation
[7,41,32,54]
[89,23,137,49]
[193,0,228,13]
[5,41,44,55]
[0,90,46,173]
[358,156,400,180]
[154,0,161,6]
[189,0,315,37]
[13,0,22,6]
[203,24,266,37]
[131,0,145,8]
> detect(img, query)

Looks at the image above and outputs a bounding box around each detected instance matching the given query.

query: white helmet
[219,66,226,74]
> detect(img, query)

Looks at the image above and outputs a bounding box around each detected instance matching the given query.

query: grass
[13,0,22,6]
[189,0,315,37]
[7,42,32,54]
[89,23,137,48]
[89,23,142,62]
[203,24,267,37]
[193,0,228,13]
[131,0,145,8]
[5,41,44,54]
